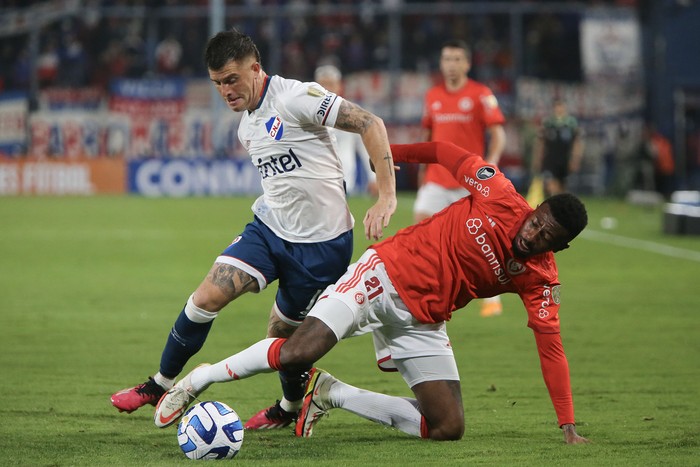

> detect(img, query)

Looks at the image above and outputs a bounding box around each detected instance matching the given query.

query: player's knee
[426,412,464,441]
[427,419,464,441]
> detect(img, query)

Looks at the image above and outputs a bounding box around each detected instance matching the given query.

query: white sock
[280,398,300,413]
[153,373,175,390]
[184,294,218,323]
[190,338,278,392]
[328,380,422,437]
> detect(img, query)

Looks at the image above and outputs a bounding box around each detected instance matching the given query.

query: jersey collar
[252,74,271,112]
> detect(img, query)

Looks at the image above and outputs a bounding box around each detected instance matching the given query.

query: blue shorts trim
[218,217,353,322]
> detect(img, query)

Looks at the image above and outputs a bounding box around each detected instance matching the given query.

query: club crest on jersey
[265,116,284,140]
[552,285,561,304]
[459,97,473,112]
[476,166,496,180]
[506,258,526,276]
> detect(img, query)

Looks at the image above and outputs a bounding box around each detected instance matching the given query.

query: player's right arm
[390,141,511,200]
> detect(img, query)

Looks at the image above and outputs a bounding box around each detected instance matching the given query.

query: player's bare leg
[411,379,464,440]
[244,308,307,430]
[111,263,258,413]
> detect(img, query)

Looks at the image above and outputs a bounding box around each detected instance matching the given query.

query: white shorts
[413,182,469,216]
[308,249,459,387]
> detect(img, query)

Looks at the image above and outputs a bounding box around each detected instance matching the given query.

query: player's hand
[364,194,397,240]
[562,424,589,444]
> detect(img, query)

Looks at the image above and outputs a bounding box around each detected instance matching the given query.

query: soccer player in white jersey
[111,29,397,430]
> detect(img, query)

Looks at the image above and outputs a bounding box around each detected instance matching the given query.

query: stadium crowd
[0,0,638,94]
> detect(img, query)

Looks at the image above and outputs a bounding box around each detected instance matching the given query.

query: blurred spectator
[123,19,147,78]
[632,123,657,192]
[37,38,60,88]
[609,121,640,196]
[314,64,377,196]
[646,124,675,197]
[155,34,183,75]
[58,33,87,87]
[95,40,129,88]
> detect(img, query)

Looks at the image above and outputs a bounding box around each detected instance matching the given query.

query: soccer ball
[177,401,244,460]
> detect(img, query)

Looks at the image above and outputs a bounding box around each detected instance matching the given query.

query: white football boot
[294,367,337,437]
[154,363,211,428]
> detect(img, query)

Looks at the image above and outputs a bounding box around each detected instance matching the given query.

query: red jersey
[376,141,574,426]
[421,80,505,189]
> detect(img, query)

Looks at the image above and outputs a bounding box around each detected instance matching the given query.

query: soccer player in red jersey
[155,141,589,445]
[417,40,507,317]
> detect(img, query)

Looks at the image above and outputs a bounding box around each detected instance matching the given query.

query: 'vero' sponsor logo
[465,218,510,285]
[463,173,491,197]
[538,284,560,319]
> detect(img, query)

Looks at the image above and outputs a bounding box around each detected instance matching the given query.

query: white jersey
[238,75,354,242]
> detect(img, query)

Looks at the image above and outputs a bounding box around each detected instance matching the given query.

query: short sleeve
[278,82,344,128]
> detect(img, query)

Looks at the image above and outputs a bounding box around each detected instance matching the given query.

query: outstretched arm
[390,141,480,175]
[533,331,589,444]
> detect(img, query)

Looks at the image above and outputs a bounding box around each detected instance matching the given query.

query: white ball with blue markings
[177,401,244,460]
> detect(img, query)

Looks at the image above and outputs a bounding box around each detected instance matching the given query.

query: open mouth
[516,237,529,254]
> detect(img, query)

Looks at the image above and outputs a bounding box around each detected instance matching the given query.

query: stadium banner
[580,11,642,83]
[0,158,126,195]
[39,87,105,111]
[0,92,29,157]
[109,78,186,115]
[128,158,262,197]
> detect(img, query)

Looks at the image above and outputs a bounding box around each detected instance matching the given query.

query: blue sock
[159,308,213,378]
[279,368,312,403]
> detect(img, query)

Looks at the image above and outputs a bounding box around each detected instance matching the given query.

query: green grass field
[1,193,699,466]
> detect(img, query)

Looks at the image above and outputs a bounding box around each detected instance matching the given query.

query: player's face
[553,102,567,119]
[439,47,470,83]
[209,56,262,112]
[512,204,570,258]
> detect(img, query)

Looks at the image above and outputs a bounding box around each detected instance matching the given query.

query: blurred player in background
[154,141,589,445]
[416,39,506,317]
[111,28,397,431]
[532,99,584,197]
[314,64,378,196]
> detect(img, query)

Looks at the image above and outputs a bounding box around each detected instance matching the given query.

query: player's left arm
[479,90,506,165]
[485,124,506,165]
[335,99,397,240]
[524,283,589,444]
